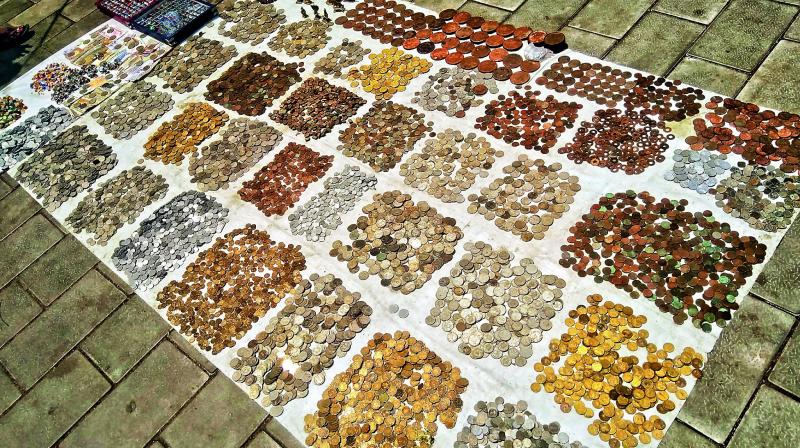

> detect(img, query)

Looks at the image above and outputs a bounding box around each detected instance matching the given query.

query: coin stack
[16,125,117,211]
[533,294,705,448]
[217,0,286,44]
[560,191,767,331]
[401,129,502,203]
[144,102,228,165]
[270,78,366,140]
[331,190,463,294]
[337,100,431,172]
[112,191,229,290]
[289,166,377,241]
[468,156,580,242]
[189,118,282,192]
[268,19,331,57]
[427,242,565,366]
[347,47,432,100]
[304,331,469,448]
[239,143,333,217]
[153,36,238,93]
[66,166,168,246]
[0,96,26,130]
[205,53,303,116]
[91,81,174,139]
[664,149,730,194]
[230,273,372,416]
[157,225,306,354]
[313,39,371,78]
[412,67,497,117]
[0,106,73,173]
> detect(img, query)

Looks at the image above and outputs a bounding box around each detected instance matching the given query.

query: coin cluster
[664,149,730,194]
[562,108,672,175]
[313,39,371,78]
[456,397,587,448]
[153,36,237,93]
[0,105,73,173]
[239,143,333,216]
[112,191,229,290]
[157,225,306,354]
[347,47,432,100]
[304,331,470,448]
[468,157,580,241]
[188,118,282,191]
[338,100,430,172]
[712,162,800,232]
[476,88,581,153]
[15,125,117,210]
[205,52,303,116]
[144,102,228,165]
[91,81,174,139]
[217,0,286,44]
[533,295,705,448]
[331,190,463,294]
[559,191,767,330]
[427,242,565,367]
[0,96,26,130]
[412,67,497,117]
[30,63,71,93]
[401,129,502,203]
[230,273,372,415]
[66,167,168,246]
[271,78,366,139]
[687,96,800,173]
[289,166,377,241]
[268,19,331,57]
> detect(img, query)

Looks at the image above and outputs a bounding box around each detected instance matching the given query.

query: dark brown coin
[544,32,565,46]
[493,67,512,81]
[439,8,457,20]
[418,41,435,54]
[467,16,485,29]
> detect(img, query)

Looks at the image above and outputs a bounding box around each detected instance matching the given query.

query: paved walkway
[1,1,799,447]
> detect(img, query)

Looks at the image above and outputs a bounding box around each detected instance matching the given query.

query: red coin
[460,56,480,70]
[478,60,498,73]
[443,22,459,34]
[510,71,531,85]
[456,41,475,54]
[471,31,489,43]
[456,27,473,40]
[430,32,447,43]
[443,37,461,49]
[481,21,499,33]
[514,27,533,40]
[431,48,449,60]
[416,29,432,40]
[489,48,509,62]
[486,35,504,47]
[452,11,472,24]
[445,52,464,65]
[402,38,420,50]
[473,84,489,95]
[520,60,541,73]
[496,24,516,37]
[472,45,491,58]
[529,31,546,44]
[503,38,523,51]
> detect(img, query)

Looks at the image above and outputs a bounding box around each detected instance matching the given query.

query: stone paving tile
[787,15,800,41]
[653,0,730,24]
[266,419,304,448]
[0,214,61,290]
[728,386,800,448]
[0,0,33,28]
[1,173,18,188]
[660,420,719,448]
[0,188,40,241]
[161,374,267,448]
[81,298,170,382]
[44,9,109,53]
[8,0,72,27]
[246,431,281,448]
[606,12,704,75]
[0,281,42,348]
[460,1,511,21]
[505,0,587,30]
[770,326,800,397]
[0,367,21,414]
[0,13,72,89]
[739,40,800,114]
[168,330,218,374]
[0,269,124,389]
[0,352,110,448]
[60,342,208,448]
[148,441,165,448]
[668,56,748,96]
[570,0,654,39]
[678,296,795,443]
[17,236,97,306]
[96,262,135,296]
[0,181,11,200]
[413,0,465,12]
[473,0,524,10]
[690,0,797,72]
[61,0,95,22]
[751,210,800,313]
[562,26,616,57]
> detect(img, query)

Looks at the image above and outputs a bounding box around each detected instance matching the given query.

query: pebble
[664,149,730,194]
[0,96,26,130]
[268,19,331,57]
[347,47,432,100]
[0,106,73,173]
[412,67,497,117]
[270,78,365,140]
[153,35,237,93]
[91,81,174,139]
[144,102,228,165]
[313,39,371,78]
[217,0,286,44]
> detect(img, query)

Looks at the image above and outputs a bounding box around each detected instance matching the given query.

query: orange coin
[430,32,447,44]
[489,48,509,62]
[520,60,541,73]
[473,84,489,95]
[460,56,480,70]
[478,60,498,73]
[503,54,523,68]
[443,22,459,34]
[529,31,547,44]
[514,27,533,40]
[402,38,420,50]
[456,41,475,54]
[453,11,471,24]
[455,27,473,40]
[496,24,516,37]
[431,48,449,60]
[486,35,504,47]
[473,45,490,58]
[416,29,432,40]
[470,31,489,43]
[481,21,499,33]
[503,38,523,51]
[445,52,464,65]
[510,71,531,85]
[443,37,461,49]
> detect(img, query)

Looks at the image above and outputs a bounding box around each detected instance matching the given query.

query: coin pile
[205,53,303,116]
[304,331,469,448]
[0,106,73,173]
[230,273,372,415]
[157,225,306,354]
[0,96,26,130]
[412,67,497,117]
[456,397,587,448]
[562,108,672,175]
[468,157,580,241]
[559,191,767,330]
[217,0,286,44]
[112,191,229,290]
[338,100,430,172]
[331,190,463,294]
[268,19,331,57]
[400,129,502,203]
[476,88,581,153]
[687,96,800,173]
[91,81,174,139]
[15,125,117,210]
[712,162,800,232]
[153,36,237,93]
[270,78,366,140]
[347,47,432,100]
[30,63,71,93]
[533,295,704,448]
[289,166,377,241]
[427,242,565,366]
[144,102,228,165]
[239,143,333,217]
[313,39,371,78]
[66,167,168,246]
[664,149,730,194]
[189,118,282,191]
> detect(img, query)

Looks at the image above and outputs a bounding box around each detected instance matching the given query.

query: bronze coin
[390,37,405,47]
[496,24,516,37]
[456,27,473,40]
[486,35,504,48]
[456,41,475,54]
[439,8,457,20]
[416,29,432,40]
[481,20,499,33]
[503,38,523,51]
[478,60,498,73]
[520,60,541,73]
[529,30,547,43]
[431,48,449,60]
[471,31,489,43]
[467,16,485,29]
[403,38,420,50]
[473,84,489,95]
[503,54,523,69]
[510,71,531,85]
[443,37,460,49]
[489,48,509,62]
[544,32,565,46]
[430,32,447,43]
[473,45,491,58]
[445,52,464,65]
[443,22,459,34]
[460,56,480,70]
[514,27,533,40]
[452,11,471,24]
[493,67,513,82]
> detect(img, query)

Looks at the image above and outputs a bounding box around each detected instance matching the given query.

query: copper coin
[496,24,516,37]
[380,35,393,45]
[335,16,347,25]
[544,32,565,46]
[486,35,505,48]
[390,37,405,47]
[489,48,509,62]
[439,9,457,20]
[504,54,523,68]
[520,60,541,73]
[417,41,436,54]
[416,29,432,40]
[431,48,449,60]
[403,38,420,50]
[467,16,485,29]
[510,71,531,85]
[471,31,489,43]
[452,11,471,24]
[478,60,498,73]
[503,38,523,51]
[445,52,464,65]
[529,31,546,43]
[514,27,533,40]
[460,56,480,70]
[443,37,461,49]
[455,27,473,40]
[473,45,491,58]
[430,32,447,43]
[403,30,416,39]
[456,41,475,54]
[493,67,513,81]
[443,22,459,34]
[473,84,489,96]
[481,21,499,33]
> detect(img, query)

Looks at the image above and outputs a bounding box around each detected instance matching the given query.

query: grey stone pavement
[1,0,800,447]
